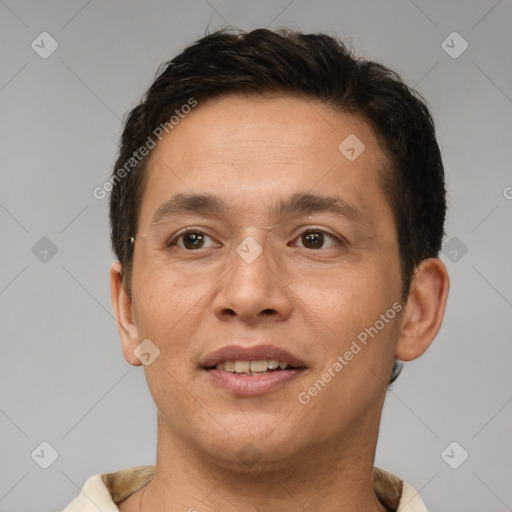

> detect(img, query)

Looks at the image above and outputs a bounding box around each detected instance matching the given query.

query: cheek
[134,252,207,310]
[131,265,210,369]
[294,253,399,327]
[292,253,401,382]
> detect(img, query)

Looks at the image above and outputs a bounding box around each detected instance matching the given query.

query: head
[109,28,449,470]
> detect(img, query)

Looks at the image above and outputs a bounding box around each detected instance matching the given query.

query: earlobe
[395,258,450,362]
[110,261,142,366]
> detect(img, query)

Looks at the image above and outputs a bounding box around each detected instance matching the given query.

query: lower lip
[205,369,305,395]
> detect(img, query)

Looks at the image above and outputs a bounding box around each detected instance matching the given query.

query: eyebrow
[151,192,370,226]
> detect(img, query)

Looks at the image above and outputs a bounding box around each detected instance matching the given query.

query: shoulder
[373,467,429,512]
[61,465,155,512]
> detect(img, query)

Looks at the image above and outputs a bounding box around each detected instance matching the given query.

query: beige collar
[102,465,405,511]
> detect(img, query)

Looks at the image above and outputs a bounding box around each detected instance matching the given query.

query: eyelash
[167,227,347,251]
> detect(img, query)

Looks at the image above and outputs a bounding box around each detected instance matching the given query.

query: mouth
[205,358,303,375]
[201,344,308,395]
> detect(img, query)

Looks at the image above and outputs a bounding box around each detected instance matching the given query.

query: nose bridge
[233,224,280,266]
[213,222,292,321]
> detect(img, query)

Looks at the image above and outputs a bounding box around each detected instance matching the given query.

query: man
[64,28,449,511]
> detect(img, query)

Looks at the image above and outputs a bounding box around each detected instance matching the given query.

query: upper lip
[201,344,307,369]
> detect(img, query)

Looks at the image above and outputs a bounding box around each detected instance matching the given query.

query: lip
[200,344,307,369]
[206,368,306,395]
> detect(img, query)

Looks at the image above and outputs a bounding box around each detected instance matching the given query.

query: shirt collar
[65,465,428,512]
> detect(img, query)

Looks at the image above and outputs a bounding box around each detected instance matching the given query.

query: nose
[212,226,293,324]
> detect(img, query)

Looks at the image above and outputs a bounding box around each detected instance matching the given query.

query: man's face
[127,94,403,467]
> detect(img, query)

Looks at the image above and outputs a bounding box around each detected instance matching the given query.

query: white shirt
[62,465,428,511]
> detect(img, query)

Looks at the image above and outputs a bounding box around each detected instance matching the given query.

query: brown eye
[302,231,324,249]
[169,229,221,251]
[293,229,344,250]
[182,232,205,249]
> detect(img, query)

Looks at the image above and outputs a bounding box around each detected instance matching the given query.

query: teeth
[213,359,291,374]
[250,360,268,372]
[234,361,250,373]
[224,361,235,372]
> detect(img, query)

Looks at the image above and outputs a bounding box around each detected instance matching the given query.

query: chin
[191,419,310,472]
[201,438,306,474]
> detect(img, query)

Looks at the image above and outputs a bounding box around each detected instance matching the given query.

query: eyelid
[289,226,349,247]
[169,227,222,248]
[167,225,349,249]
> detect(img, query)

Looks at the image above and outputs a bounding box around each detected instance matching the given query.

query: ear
[110,261,142,366]
[395,258,450,361]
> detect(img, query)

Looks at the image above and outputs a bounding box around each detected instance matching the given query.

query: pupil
[303,231,323,249]
[184,232,203,249]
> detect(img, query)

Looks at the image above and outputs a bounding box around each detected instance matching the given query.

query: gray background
[1,1,511,511]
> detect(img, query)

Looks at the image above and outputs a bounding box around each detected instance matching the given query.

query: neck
[142,412,388,512]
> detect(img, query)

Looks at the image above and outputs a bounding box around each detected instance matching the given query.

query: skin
[111,94,450,512]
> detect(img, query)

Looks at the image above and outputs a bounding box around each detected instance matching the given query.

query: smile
[208,359,298,375]
[201,344,308,395]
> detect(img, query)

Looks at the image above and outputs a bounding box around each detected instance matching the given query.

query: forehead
[138,94,393,230]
